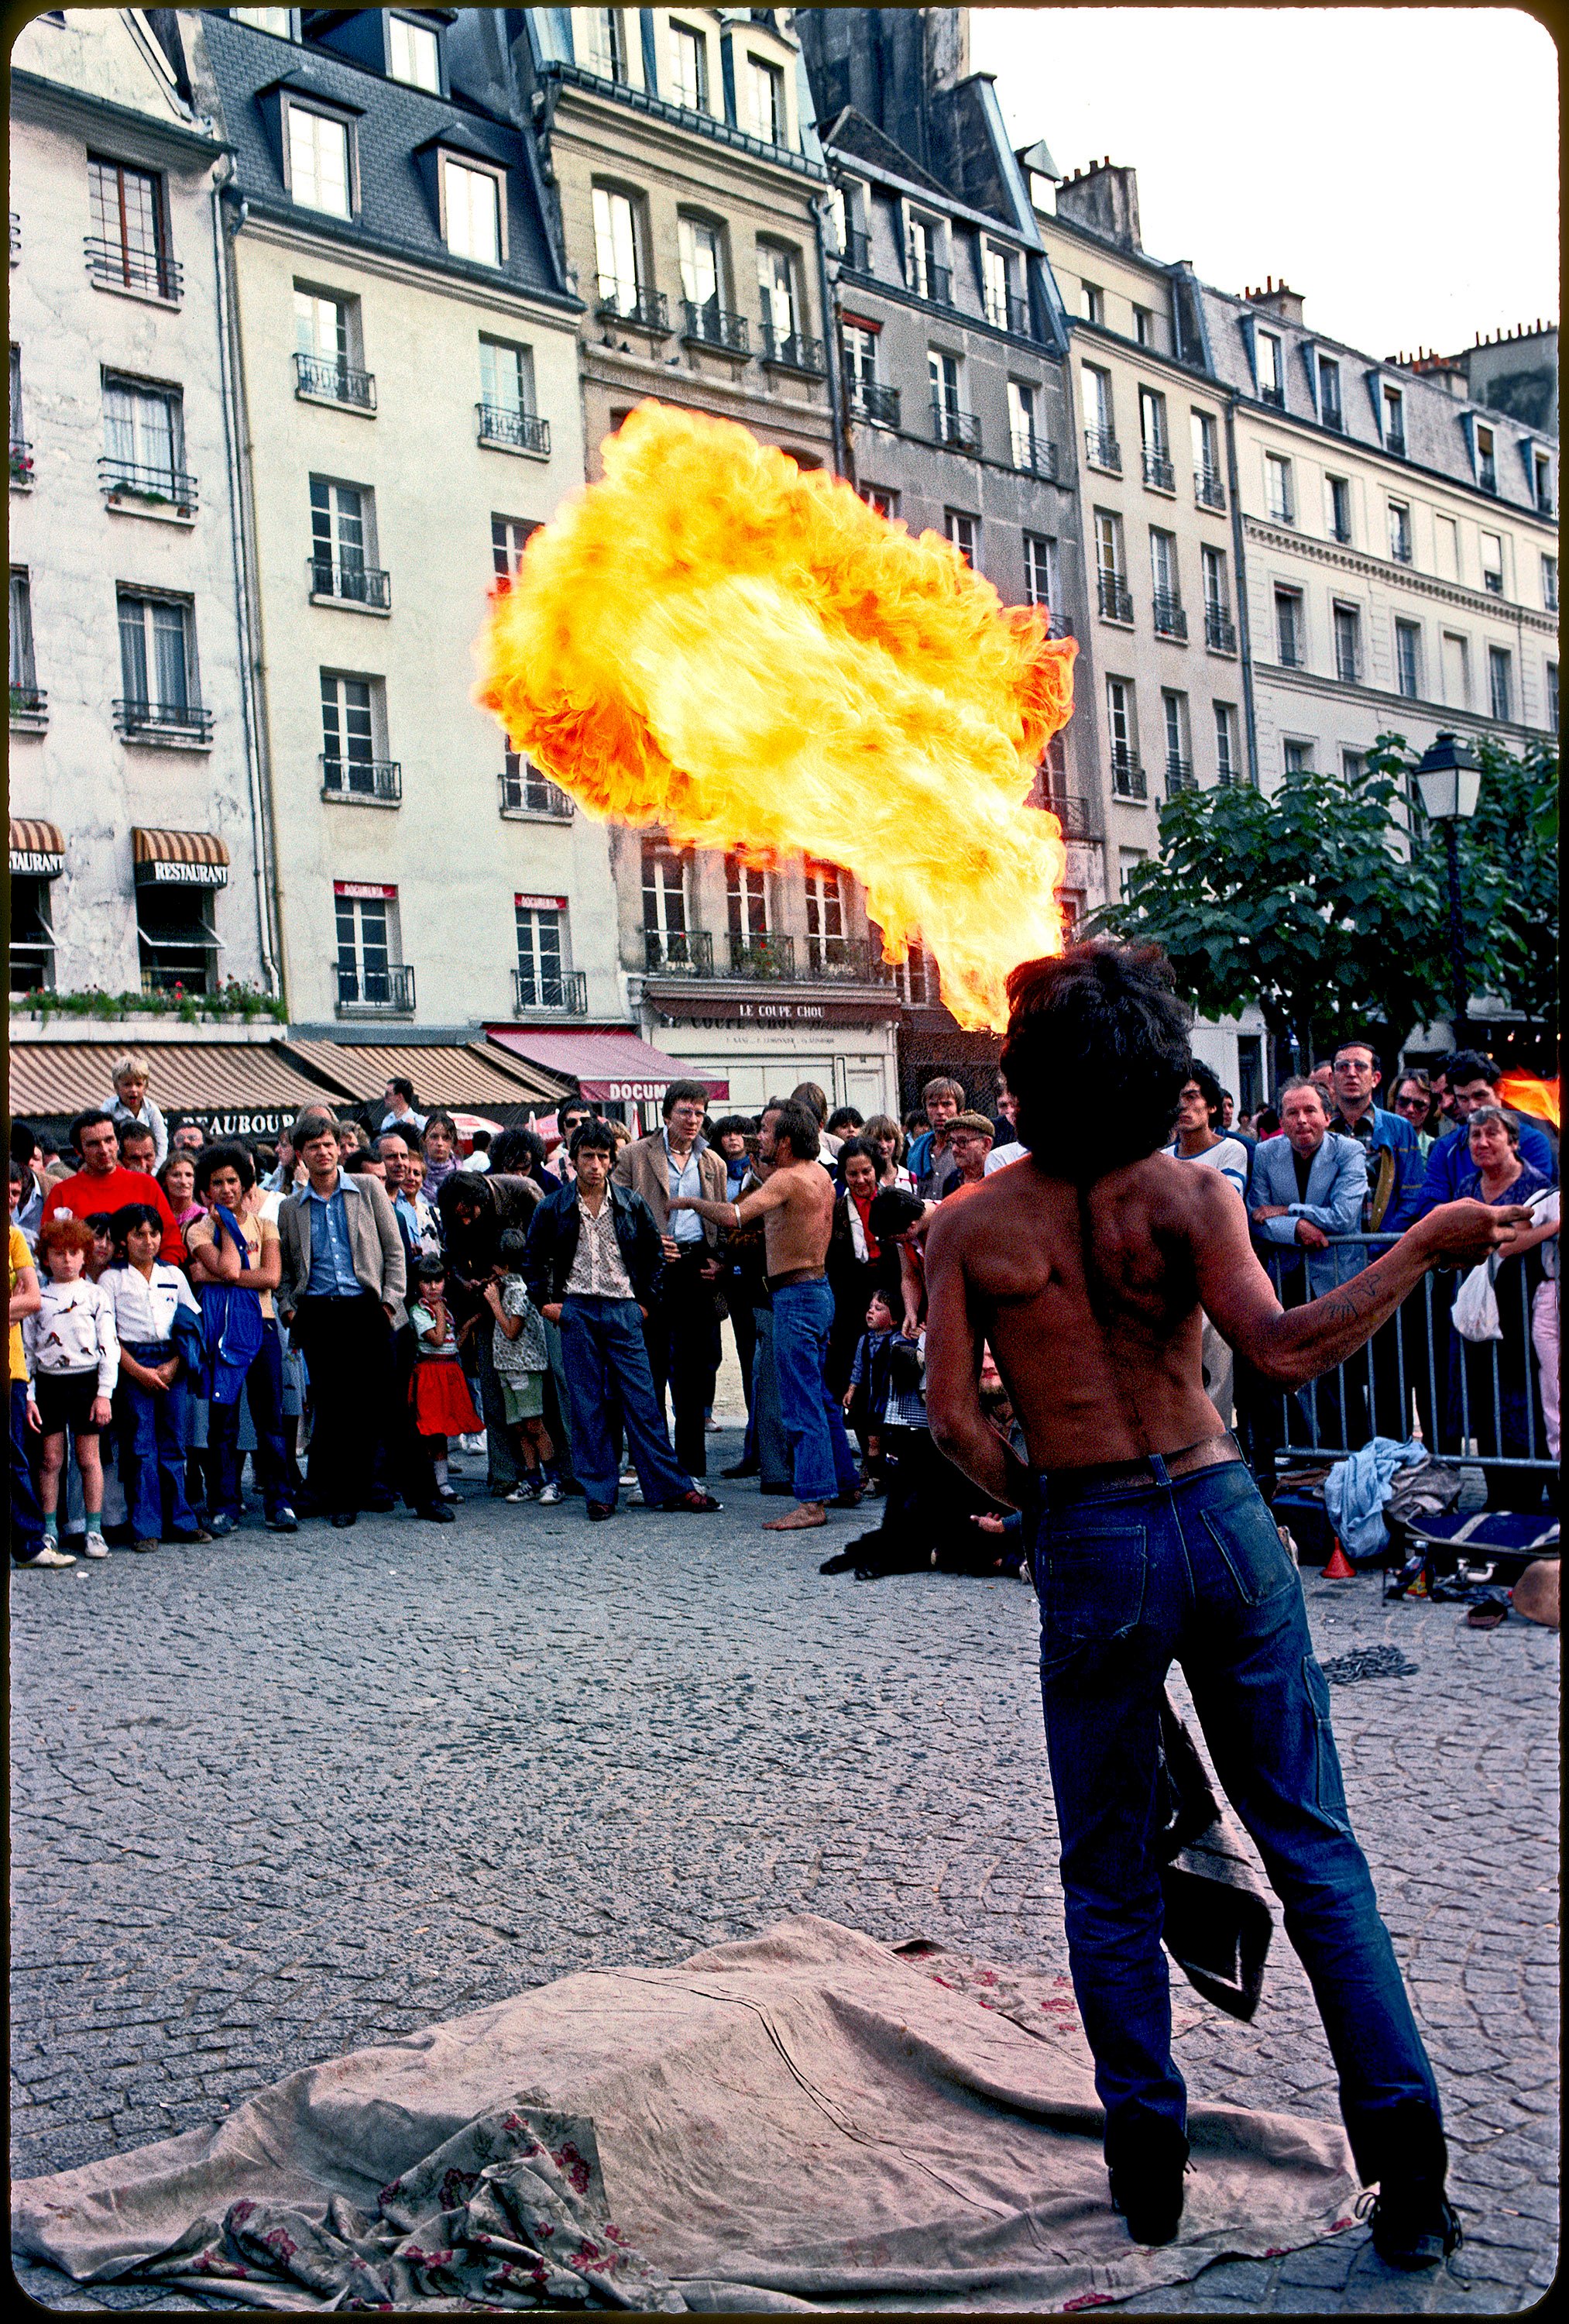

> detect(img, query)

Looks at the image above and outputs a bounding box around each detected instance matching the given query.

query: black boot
[1105,2107,1189,2246]
[1361,2100,1463,2269]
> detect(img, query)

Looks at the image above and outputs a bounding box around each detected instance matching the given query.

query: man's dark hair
[710,1113,755,1143]
[471,1129,492,1150]
[70,1107,117,1152]
[837,1135,880,1174]
[1332,1033,1380,1064]
[490,1124,545,1175]
[119,1123,157,1155]
[194,1142,256,1196]
[789,1081,829,1124]
[868,1187,925,1243]
[559,1098,592,1125]
[765,1099,821,1164]
[342,1150,382,1177]
[662,1078,711,1119]
[10,1119,39,1169]
[9,1155,24,1183]
[386,1077,417,1107]
[1443,1049,1499,1088]
[1255,1105,1280,1138]
[570,1117,618,1160]
[1001,942,1191,1181]
[826,1106,863,1136]
[1186,1059,1225,1126]
[292,1106,338,1149]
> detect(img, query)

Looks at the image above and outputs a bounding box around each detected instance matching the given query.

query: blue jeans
[118,1340,198,1541]
[558,1295,692,1509]
[10,1380,44,1559]
[771,1279,860,1504]
[1032,1452,1439,2182]
[206,1319,290,1520]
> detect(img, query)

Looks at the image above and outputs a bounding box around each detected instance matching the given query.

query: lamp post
[1412,731,1481,1045]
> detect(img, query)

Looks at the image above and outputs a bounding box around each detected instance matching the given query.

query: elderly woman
[1449,1105,1557,1473]
[105,1056,168,1171]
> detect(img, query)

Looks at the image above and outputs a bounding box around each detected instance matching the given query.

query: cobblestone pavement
[10,1430,1559,2313]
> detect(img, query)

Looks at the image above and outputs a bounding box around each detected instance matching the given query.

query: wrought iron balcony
[1152,591,1188,640]
[932,402,980,453]
[309,558,392,610]
[596,282,671,333]
[9,683,47,731]
[1097,573,1134,624]
[1328,520,1353,545]
[1194,464,1226,509]
[1111,746,1147,800]
[683,301,750,354]
[1142,448,1176,493]
[762,326,825,374]
[804,937,889,984]
[321,754,401,804]
[500,763,572,819]
[98,456,198,515]
[9,436,33,486]
[1536,487,1555,517]
[84,236,181,301]
[1390,538,1413,566]
[513,966,587,1015]
[840,229,873,275]
[1037,789,1093,838]
[1385,429,1406,458]
[850,380,900,428]
[913,261,953,308]
[1004,290,1035,339]
[294,352,376,410]
[728,930,796,979]
[1084,426,1121,473]
[1165,755,1197,799]
[477,403,550,455]
[1260,382,1284,409]
[336,962,415,1015]
[113,697,214,745]
[1204,606,1238,653]
[644,928,714,976]
[1012,432,1058,480]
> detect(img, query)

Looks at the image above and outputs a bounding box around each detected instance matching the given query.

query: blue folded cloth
[1324,1436,1428,1559]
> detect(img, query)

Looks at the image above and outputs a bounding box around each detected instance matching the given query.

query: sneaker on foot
[16,1544,77,1568]
[618,1469,637,1487]
[1361,2101,1464,2270]
[83,1532,110,1560]
[537,1480,563,1506]
[437,1483,462,1501]
[265,1506,299,1533]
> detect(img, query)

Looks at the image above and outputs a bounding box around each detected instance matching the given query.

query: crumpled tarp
[12,1916,1361,2312]
[1324,1435,1428,1558]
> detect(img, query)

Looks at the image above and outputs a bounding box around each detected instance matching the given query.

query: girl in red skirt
[408,1256,482,1498]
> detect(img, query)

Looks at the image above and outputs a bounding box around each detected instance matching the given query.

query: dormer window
[1381,382,1406,454]
[287,102,352,218]
[1474,421,1497,493]
[388,14,440,92]
[668,19,708,111]
[748,54,785,143]
[1317,353,1342,429]
[580,9,625,81]
[441,156,503,265]
[232,8,293,33]
[1256,330,1282,405]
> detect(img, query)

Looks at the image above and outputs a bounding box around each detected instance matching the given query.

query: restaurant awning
[280,1039,572,1116]
[486,1027,729,1104]
[132,828,231,889]
[6,1040,335,1136]
[10,819,66,878]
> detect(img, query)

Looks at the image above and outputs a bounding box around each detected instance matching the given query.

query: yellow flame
[1497,1074,1560,1130]
[475,402,1076,1031]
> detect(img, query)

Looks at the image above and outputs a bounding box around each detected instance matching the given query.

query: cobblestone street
[10,1429,1559,2314]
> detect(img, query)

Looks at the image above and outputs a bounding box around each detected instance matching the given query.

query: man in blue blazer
[1248,1081,1369,1295]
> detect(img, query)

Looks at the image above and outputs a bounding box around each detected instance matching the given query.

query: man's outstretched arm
[669,1179,787,1232]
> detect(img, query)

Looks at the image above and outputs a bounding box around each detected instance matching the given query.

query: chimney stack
[1245,277,1306,326]
[1054,157,1142,251]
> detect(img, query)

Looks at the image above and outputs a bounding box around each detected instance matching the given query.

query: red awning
[486,1029,727,1105]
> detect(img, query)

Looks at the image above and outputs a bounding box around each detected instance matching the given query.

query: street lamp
[1412,730,1481,1043]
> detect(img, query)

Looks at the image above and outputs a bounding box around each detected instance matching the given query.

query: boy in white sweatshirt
[22,1216,118,1562]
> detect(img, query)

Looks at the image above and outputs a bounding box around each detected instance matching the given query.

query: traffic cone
[1322,1538,1357,1580]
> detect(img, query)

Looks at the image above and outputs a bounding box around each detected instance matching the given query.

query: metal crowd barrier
[1246,1233,1557,1477]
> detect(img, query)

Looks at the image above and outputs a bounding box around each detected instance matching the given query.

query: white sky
[972,7,1559,359]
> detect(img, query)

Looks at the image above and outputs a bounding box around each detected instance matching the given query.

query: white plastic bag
[1452,1258,1502,1343]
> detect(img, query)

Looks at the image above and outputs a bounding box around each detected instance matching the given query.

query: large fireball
[476,402,1076,1031]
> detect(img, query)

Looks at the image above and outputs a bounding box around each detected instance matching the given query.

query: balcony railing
[113,697,214,745]
[294,352,376,410]
[1277,633,1304,669]
[1204,606,1238,653]
[644,928,714,976]
[477,404,550,456]
[1328,520,1353,545]
[1194,464,1226,509]
[336,962,415,1015]
[9,436,33,486]
[9,683,48,731]
[850,380,900,428]
[840,229,873,274]
[683,301,750,353]
[321,754,401,804]
[1385,429,1406,458]
[1142,448,1176,492]
[1536,487,1555,518]
[596,282,671,333]
[761,326,826,374]
[1084,426,1121,473]
[98,456,198,515]
[1389,538,1413,566]
[1165,755,1197,799]
[1152,591,1187,640]
[1260,382,1284,409]
[309,559,392,610]
[1037,789,1093,838]
[728,930,796,979]
[500,764,572,819]
[1097,573,1134,624]
[1321,405,1344,433]
[804,937,889,984]
[1111,747,1147,800]
[1012,432,1058,481]
[513,966,587,1015]
[1004,290,1035,339]
[932,402,980,453]
[84,236,181,301]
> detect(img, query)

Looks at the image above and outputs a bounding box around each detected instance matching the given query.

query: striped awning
[132,828,231,888]
[280,1040,572,1116]
[9,818,65,877]
[6,1040,333,1133]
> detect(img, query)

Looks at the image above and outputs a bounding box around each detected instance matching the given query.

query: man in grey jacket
[277,1107,408,1528]
[1247,1078,1372,1449]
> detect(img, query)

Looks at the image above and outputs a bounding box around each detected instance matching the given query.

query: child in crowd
[84,1213,115,1280]
[485,1228,560,1504]
[407,1255,483,1499]
[106,1054,168,1171]
[843,1287,926,1484]
[9,1163,49,1566]
[22,1217,118,1562]
[104,1203,208,1553]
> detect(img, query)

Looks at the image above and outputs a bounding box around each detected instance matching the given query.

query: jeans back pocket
[1200,1477,1298,1607]
[1035,1525,1147,1675]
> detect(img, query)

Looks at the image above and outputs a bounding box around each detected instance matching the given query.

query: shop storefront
[644,988,901,1120]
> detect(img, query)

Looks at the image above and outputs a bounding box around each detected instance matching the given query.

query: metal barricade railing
[1250,1232,1555,1477]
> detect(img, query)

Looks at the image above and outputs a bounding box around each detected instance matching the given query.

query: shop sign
[10,848,64,878]
[177,1108,294,1137]
[334,879,398,900]
[654,992,901,1028]
[136,858,228,889]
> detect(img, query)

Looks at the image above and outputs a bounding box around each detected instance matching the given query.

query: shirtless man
[670,1098,860,1528]
[924,944,1527,2269]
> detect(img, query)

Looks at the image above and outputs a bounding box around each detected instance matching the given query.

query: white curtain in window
[444,160,500,264]
[289,108,349,217]
[593,187,638,305]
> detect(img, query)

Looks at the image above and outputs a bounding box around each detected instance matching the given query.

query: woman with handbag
[1448,1107,1557,1473]
[186,1144,296,1536]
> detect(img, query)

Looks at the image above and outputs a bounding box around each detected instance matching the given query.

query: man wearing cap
[941,1112,995,1195]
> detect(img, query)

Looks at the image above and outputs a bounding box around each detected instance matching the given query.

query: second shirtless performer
[924,942,1528,2271]
[671,1098,861,1529]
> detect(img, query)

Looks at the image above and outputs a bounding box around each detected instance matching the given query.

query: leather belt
[1042,1432,1242,1501]
[767,1265,827,1291]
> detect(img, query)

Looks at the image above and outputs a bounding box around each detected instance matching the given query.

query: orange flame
[1497,1074,1560,1129]
[475,403,1076,1031]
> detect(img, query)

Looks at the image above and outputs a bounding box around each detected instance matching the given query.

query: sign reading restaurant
[134,858,229,889]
